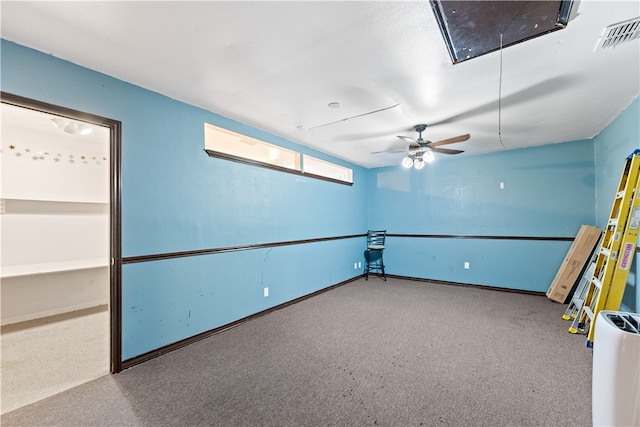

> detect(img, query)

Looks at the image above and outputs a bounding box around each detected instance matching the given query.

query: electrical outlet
[358,262,362,268]
[464,262,470,269]
[500,182,505,189]
[263,287,269,297]
[354,262,358,269]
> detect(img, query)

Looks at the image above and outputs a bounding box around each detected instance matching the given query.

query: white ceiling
[1,1,639,168]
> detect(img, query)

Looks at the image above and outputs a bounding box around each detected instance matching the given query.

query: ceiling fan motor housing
[408,146,431,156]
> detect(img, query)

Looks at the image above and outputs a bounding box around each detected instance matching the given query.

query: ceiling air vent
[595,17,640,50]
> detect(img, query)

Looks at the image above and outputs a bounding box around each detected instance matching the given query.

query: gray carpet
[1,278,593,426]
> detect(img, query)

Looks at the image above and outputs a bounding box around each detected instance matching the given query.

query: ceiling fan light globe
[401,156,414,168]
[424,148,435,163]
[414,158,426,170]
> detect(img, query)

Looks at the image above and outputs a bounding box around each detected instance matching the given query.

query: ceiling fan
[374,124,470,169]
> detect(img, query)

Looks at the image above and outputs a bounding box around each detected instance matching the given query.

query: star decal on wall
[4,144,107,166]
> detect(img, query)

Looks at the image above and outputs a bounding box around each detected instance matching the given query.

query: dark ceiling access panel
[431,1,574,63]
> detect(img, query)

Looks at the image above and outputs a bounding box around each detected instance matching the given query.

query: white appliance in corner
[592,310,640,427]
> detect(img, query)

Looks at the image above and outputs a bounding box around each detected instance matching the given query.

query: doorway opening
[0,93,121,414]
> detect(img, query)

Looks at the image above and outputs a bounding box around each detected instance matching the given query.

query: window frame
[204,123,353,186]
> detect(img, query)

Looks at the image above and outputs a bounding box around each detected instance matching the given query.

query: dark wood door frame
[1,91,123,373]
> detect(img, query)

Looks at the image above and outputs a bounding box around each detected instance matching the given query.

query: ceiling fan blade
[429,134,470,147]
[397,135,417,143]
[432,147,464,155]
[371,148,407,154]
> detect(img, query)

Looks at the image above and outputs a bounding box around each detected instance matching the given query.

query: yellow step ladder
[570,150,640,347]
[562,236,601,321]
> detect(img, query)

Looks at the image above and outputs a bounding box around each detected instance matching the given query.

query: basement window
[204,123,300,172]
[204,123,353,186]
[303,155,353,184]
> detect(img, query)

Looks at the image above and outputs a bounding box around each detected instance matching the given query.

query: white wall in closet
[1,103,110,325]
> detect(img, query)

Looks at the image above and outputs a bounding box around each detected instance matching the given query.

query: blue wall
[593,97,640,312]
[2,39,637,361]
[366,139,596,292]
[1,40,368,359]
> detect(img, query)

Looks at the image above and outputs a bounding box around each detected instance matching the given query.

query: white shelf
[1,197,108,204]
[1,258,109,278]
[1,198,108,215]
[0,299,109,326]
